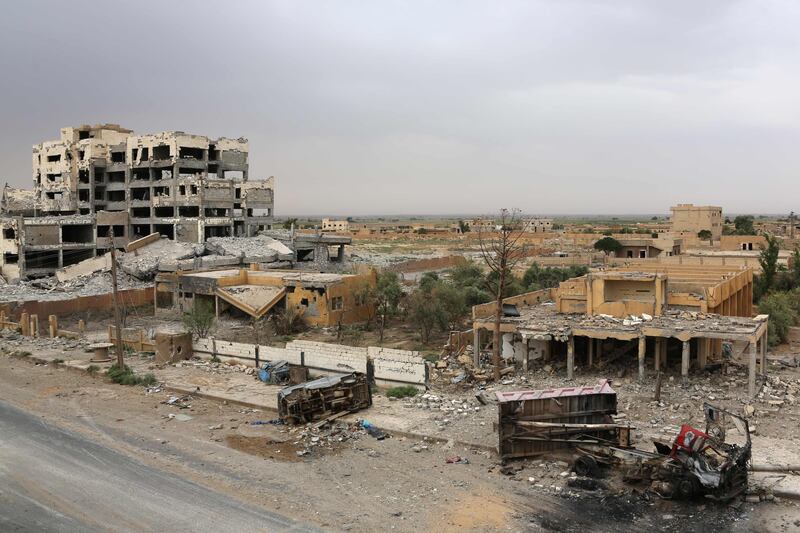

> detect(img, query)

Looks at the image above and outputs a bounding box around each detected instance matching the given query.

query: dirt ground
[2,330,800,532]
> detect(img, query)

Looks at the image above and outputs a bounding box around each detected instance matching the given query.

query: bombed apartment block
[1,124,276,280]
[30,124,274,241]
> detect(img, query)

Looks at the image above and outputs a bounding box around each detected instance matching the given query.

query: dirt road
[0,399,314,532]
[0,347,796,532]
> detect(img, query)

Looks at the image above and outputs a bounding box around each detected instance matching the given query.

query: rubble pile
[288,420,370,456]
[119,239,203,280]
[401,393,484,431]
[174,358,257,376]
[0,329,90,352]
[205,235,293,262]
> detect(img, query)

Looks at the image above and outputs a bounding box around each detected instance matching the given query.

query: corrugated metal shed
[497,379,620,460]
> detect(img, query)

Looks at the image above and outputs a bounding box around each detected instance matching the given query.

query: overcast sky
[0,1,797,216]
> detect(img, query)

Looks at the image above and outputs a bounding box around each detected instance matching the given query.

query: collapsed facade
[1,124,274,280]
[157,266,376,327]
[473,265,769,396]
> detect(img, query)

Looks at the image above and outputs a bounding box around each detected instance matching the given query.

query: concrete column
[638,336,646,381]
[698,338,708,369]
[473,328,481,365]
[661,338,668,369]
[760,334,767,376]
[588,338,594,368]
[215,294,220,318]
[596,338,602,365]
[654,338,662,370]
[681,340,690,384]
[567,336,575,380]
[749,338,758,397]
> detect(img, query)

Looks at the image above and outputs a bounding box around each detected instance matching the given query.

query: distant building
[522,218,553,233]
[670,204,722,241]
[321,218,350,233]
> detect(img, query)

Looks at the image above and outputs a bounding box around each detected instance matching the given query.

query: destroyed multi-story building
[1,124,274,280]
[472,264,769,396]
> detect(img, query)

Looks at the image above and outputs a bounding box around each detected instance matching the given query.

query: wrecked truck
[574,403,751,501]
[497,379,751,501]
[278,372,371,424]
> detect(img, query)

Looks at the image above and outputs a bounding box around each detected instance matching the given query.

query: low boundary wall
[191,337,428,389]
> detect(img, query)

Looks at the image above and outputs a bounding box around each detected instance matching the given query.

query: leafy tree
[450,261,484,288]
[407,289,439,343]
[793,247,800,286]
[431,283,468,331]
[419,271,440,294]
[759,292,798,346]
[373,271,403,343]
[759,233,780,293]
[522,263,588,291]
[594,236,622,255]
[282,217,298,230]
[458,220,470,233]
[697,229,713,244]
[733,215,755,235]
[182,300,215,338]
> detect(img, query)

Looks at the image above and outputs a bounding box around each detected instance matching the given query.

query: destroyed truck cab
[579,403,751,501]
[648,403,751,501]
[277,372,371,424]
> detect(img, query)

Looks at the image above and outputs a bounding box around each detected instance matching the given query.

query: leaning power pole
[109,226,124,368]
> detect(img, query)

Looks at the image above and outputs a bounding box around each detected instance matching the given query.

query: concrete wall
[285,340,368,375]
[367,346,428,389]
[188,336,428,388]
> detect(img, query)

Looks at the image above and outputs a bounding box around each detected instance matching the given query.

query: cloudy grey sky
[0,1,797,216]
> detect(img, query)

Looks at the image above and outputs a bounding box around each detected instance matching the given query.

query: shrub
[386,385,419,398]
[106,364,158,387]
[273,306,305,335]
[86,364,100,376]
[759,292,798,346]
[182,300,215,338]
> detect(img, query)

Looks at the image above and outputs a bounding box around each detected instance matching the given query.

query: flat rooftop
[181,269,354,285]
[475,300,768,342]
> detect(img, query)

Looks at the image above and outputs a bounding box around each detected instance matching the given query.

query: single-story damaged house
[472,265,768,396]
[157,267,376,327]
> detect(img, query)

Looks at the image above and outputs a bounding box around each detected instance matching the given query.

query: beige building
[522,218,553,233]
[670,203,723,241]
[321,218,349,233]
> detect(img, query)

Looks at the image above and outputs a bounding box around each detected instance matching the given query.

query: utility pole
[109,226,124,368]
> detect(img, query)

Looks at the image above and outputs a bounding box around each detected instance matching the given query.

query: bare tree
[478,209,526,380]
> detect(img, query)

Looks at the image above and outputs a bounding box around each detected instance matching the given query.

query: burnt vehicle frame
[278,372,372,424]
[574,403,751,501]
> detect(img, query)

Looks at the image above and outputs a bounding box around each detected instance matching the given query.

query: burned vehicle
[278,372,372,424]
[497,380,751,502]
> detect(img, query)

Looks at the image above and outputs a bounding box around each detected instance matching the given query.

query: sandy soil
[2,332,800,531]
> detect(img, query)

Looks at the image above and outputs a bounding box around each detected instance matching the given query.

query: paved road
[0,399,315,532]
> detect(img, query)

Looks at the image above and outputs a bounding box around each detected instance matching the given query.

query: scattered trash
[360,419,386,440]
[145,384,163,394]
[163,395,192,409]
[257,360,290,384]
[445,456,469,464]
[450,372,467,384]
[208,424,223,430]
[250,419,284,426]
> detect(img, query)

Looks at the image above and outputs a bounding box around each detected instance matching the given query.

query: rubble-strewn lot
[1,328,799,531]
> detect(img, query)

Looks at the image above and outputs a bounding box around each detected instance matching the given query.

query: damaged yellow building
[158,267,376,327]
